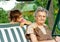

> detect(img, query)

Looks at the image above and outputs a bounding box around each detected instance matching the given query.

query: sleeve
[45,25,53,39]
[25,25,34,39]
[26,26,34,34]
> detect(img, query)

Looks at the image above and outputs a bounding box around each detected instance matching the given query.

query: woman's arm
[30,33,56,42]
[39,36,60,42]
[55,36,60,42]
[30,34,38,42]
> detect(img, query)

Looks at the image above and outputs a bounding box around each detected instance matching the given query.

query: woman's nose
[41,16,43,19]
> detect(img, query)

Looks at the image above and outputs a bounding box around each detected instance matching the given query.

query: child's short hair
[9,10,22,22]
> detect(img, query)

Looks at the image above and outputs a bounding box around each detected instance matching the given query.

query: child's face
[17,15,24,22]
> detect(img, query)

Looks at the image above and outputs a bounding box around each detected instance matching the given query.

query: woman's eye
[43,16,46,18]
[38,15,41,17]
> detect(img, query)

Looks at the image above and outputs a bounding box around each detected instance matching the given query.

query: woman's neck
[36,22,44,26]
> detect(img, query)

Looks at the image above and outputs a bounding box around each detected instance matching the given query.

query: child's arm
[20,18,32,27]
[20,23,25,27]
[25,21,32,25]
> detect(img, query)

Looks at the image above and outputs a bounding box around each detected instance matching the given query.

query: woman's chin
[39,21,44,23]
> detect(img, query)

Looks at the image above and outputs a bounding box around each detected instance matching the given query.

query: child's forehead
[14,13,22,16]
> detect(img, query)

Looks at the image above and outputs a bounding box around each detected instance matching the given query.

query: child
[9,10,31,27]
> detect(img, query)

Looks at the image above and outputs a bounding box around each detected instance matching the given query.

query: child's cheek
[20,19,26,23]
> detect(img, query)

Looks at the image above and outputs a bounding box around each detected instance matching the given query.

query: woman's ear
[34,16,35,19]
[34,16,37,21]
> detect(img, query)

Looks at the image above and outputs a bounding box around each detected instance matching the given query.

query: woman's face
[35,11,47,25]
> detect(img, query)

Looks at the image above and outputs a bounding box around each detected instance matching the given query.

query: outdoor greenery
[0,8,9,23]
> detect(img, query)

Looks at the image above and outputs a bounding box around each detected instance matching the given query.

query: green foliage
[0,8,9,23]
[23,12,35,22]
[27,14,35,22]
[34,0,48,8]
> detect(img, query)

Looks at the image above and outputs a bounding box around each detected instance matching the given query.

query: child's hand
[20,23,25,27]
[25,21,32,25]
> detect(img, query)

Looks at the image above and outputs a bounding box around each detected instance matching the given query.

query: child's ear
[8,17,10,21]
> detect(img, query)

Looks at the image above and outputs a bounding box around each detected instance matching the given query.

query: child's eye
[19,16,23,18]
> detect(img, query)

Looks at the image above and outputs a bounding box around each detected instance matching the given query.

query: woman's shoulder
[26,23,36,34]
[43,24,47,26]
[28,23,37,29]
[43,24,48,27]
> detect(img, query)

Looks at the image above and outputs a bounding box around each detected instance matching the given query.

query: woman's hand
[30,34,38,42]
[55,36,60,42]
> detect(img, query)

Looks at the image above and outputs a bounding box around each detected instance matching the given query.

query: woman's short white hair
[34,7,48,17]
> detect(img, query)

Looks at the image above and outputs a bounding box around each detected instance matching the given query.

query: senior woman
[25,7,60,42]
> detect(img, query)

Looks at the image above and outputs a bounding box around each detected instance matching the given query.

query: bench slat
[0,24,29,42]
